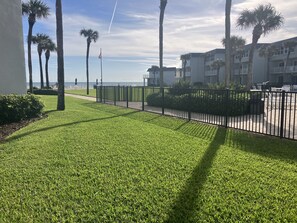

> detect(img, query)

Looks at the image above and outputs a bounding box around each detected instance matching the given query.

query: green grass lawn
[0,96,296,222]
[65,89,96,97]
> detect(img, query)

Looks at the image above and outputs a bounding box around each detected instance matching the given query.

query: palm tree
[258,44,278,81]
[159,0,167,89]
[22,0,50,93]
[44,39,56,88]
[31,33,50,88]
[237,4,283,90]
[225,0,232,87]
[56,0,65,110]
[181,54,190,81]
[283,41,297,78]
[211,59,225,83]
[80,29,99,95]
[222,36,246,82]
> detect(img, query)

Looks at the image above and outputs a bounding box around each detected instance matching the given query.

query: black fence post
[225,89,230,128]
[114,86,116,106]
[142,86,145,111]
[100,86,103,103]
[126,86,129,108]
[103,86,106,103]
[280,90,286,138]
[162,87,165,115]
[96,86,98,102]
[188,89,192,121]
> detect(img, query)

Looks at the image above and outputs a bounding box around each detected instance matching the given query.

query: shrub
[146,91,251,116]
[0,94,44,125]
[168,80,192,96]
[32,89,58,95]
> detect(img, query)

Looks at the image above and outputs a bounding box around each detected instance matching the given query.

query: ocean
[28,82,144,89]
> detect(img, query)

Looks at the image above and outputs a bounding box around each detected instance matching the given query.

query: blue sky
[22,0,297,84]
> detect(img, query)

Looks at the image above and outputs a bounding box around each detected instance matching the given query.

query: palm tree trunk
[86,42,90,95]
[38,50,44,88]
[45,50,50,88]
[28,23,33,93]
[225,0,232,87]
[56,0,65,110]
[247,39,257,90]
[159,0,167,89]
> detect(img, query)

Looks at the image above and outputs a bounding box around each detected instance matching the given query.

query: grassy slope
[0,96,296,222]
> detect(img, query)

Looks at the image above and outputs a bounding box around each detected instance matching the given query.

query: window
[279,62,284,67]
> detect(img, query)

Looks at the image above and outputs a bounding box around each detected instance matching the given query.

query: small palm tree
[44,39,56,88]
[258,44,278,81]
[211,59,225,83]
[237,4,283,89]
[159,0,167,89]
[80,29,99,95]
[222,35,246,83]
[283,41,297,77]
[31,33,50,88]
[56,0,65,110]
[22,0,50,93]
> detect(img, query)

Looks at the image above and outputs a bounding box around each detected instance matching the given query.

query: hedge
[146,91,252,116]
[0,94,44,125]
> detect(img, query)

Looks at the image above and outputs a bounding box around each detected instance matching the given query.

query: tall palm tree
[222,35,246,82]
[80,29,99,95]
[56,0,65,110]
[283,41,297,78]
[258,44,278,81]
[225,0,232,87]
[22,0,50,93]
[31,33,50,88]
[237,4,283,90]
[211,59,225,83]
[159,0,167,89]
[44,39,56,88]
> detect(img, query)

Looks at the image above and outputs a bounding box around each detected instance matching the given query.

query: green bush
[146,91,251,116]
[0,94,44,125]
[32,89,58,95]
[168,80,192,96]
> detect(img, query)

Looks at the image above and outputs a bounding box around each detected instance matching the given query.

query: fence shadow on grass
[165,127,226,223]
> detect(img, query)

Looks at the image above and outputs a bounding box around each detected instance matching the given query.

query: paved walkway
[65,93,96,102]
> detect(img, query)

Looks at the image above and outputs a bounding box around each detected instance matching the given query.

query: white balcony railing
[204,71,216,76]
[272,66,297,73]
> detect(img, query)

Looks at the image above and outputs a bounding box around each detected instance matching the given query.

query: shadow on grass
[82,102,297,163]
[3,110,139,143]
[165,127,227,223]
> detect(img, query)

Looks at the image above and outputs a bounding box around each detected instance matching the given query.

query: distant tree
[211,59,225,83]
[159,0,167,89]
[225,0,232,87]
[44,39,56,88]
[80,29,99,95]
[180,54,190,81]
[237,4,283,89]
[56,0,65,110]
[222,35,246,82]
[258,44,278,81]
[283,41,297,77]
[22,0,50,93]
[31,33,50,88]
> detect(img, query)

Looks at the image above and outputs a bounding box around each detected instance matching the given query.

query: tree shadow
[3,111,139,143]
[165,127,227,223]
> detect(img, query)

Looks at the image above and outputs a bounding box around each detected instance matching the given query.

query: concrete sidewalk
[65,93,96,102]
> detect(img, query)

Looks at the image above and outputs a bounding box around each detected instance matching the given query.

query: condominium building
[180,53,205,84]
[204,49,225,84]
[0,0,26,94]
[145,66,176,86]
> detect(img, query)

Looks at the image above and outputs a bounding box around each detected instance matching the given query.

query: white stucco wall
[0,0,26,94]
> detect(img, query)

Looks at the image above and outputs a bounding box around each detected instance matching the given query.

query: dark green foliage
[32,89,58,95]
[0,94,44,125]
[147,91,251,116]
[168,80,192,95]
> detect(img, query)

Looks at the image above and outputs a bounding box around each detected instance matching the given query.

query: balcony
[205,71,216,76]
[272,66,297,74]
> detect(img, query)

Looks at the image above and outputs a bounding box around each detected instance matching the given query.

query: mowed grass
[66,89,96,97]
[0,96,296,222]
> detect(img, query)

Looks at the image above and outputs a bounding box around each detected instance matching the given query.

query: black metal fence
[96,86,297,140]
